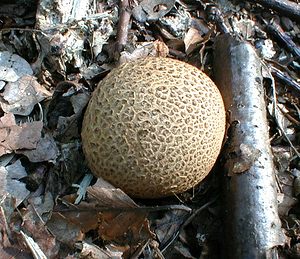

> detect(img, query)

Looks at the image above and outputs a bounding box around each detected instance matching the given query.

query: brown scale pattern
[81,57,225,198]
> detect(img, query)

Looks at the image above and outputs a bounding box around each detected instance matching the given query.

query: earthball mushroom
[81,57,226,198]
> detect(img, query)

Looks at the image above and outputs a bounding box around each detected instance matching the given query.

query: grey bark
[213,34,285,258]
[252,0,300,22]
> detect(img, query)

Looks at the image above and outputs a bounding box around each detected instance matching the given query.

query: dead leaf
[154,210,187,245]
[21,200,60,258]
[292,169,300,197]
[46,212,84,246]
[272,146,293,174]
[256,39,276,59]
[88,179,155,245]
[0,81,5,91]
[80,63,108,80]
[0,113,43,156]
[50,178,154,253]
[132,0,176,22]
[46,85,89,141]
[20,231,48,259]
[87,178,139,208]
[98,211,150,244]
[70,92,90,114]
[27,192,54,221]
[0,196,32,259]
[1,75,51,116]
[184,28,203,55]
[277,193,298,216]
[231,17,255,39]
[0,51,33,83]
[0,196,16,245]
[0,112,15,126]
[78,241,123,259]
[59,141,85,185]
[17,134,59,163]
[53,115,78,141]
[173,241,196,259]
[119,41,169,64]
[0,154,14,167]
[228,143,262,175]
[0,160,30,206]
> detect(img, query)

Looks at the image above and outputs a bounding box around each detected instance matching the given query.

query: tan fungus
[81,57,226,198]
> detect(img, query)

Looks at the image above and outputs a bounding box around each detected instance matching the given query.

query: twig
[55,200,192,213]
[115,0,132,55]
[251,0,300,22]
[160,197,217,253]
[266,20,300,60]
[168,48,186,60]
[20,231,47,259]
[271,66,300,92]
[268,66,300,158]
[180,197,217,229]
[207,6,230,34]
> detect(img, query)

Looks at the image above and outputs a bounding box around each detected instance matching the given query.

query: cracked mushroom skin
[81,57,226,198]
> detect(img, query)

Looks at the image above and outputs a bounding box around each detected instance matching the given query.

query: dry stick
[251,0,300,22]
[214,34,285,258]
[55,200,192,213]
[271,66,300,92]
[160,197,217,253]
[266,20,300,60]
[115,0,131,55]
[206,5,230,34]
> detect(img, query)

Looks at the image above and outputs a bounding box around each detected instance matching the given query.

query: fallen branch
[252,0,300,22]
[214,34,285,258]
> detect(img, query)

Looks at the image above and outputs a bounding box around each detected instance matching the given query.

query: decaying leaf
[154,210,187,246]
[292,169,300,197]
[91,19,115,57]
[0,154,14,167]
[272,146,293,175]
[0,160,30,206]
[227,143,262,175]
[17,134,59,163]
[0,196,33,259]
[77,241,123,259]
[20,196,59,258]
[46,85,90,141]
[20,231,48,259]
[256,39,276,59]
[277,193,298,216]
[119,41,169,64]
[70,92,90,114]
[46,212,85,246]
[80,63,110,80]
[159,6,191,38]
[132,0,176,22]
[35,1,116,74]
[0,113,43,156]
[173,241,196,259]
[54,92,90,141]
[1,75,51,116]
[49,178,154,255]
[231,17,255,39]
[0,51,33,83]
[184,28,203,55]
